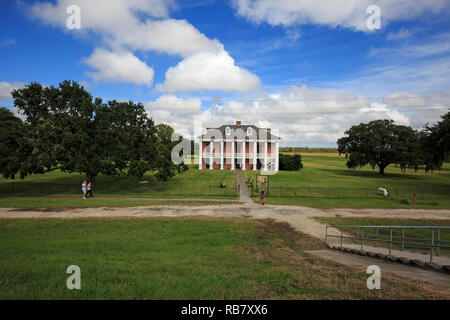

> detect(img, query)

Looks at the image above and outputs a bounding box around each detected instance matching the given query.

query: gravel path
[2,195,240,202]
[1,204,449,242]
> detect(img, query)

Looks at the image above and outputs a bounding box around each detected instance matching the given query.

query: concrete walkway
[235,170,253,203]
[307,249,450,288]
[334,243,450,266]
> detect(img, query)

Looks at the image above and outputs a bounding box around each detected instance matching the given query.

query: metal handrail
[325,225,450,263]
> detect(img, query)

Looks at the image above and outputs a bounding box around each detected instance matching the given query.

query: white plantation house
[198,121,280,171]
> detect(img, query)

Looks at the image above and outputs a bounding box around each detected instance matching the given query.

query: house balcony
[202,152,276,159]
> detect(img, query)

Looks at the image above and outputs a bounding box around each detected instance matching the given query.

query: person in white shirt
[82,181,87,199]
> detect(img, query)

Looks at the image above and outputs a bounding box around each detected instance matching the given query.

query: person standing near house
[260,186,265,205]
[86,181,94,198]
[82,181,87,200]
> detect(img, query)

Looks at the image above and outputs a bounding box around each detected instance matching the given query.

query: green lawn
[244,153,450,209]
[316,217,450,255]
[0,165,237,199]
[1,217,448,299]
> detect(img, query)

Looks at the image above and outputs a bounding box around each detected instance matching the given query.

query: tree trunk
[379,164,386,175]
[86,173,97,185]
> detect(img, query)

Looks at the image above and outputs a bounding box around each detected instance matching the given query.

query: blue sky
[1,0,450,146]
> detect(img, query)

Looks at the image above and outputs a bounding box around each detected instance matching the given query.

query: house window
[247,127,252,135]
[225,127,231,136]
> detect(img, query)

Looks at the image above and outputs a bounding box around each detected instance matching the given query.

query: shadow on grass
[320,168,425,180]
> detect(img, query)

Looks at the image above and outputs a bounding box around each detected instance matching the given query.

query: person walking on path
[85,182,94,198]
[260,186,265,205]
[82,181,87,200]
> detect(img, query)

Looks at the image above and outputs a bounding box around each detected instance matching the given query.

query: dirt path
[1,204,449,242]
[2,195,240,202]
[236,170,253,203]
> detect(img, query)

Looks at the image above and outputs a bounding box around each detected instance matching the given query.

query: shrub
[279,154,303,171]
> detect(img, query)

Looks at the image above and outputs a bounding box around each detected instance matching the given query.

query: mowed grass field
[1,217,448,300]
[0,165,237,201]
[244,153,450,209]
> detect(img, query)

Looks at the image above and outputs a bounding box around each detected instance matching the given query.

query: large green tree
[10,81,159,182]
[337,119,422,175]
[0,108,33,179]
[153,124,188,181]
[420,111,450,172]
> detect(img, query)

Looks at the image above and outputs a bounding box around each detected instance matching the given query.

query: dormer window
[247,127,252,135]
[225,127,231,136]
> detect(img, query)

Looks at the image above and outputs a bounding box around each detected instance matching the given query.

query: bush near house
[279,154,303,171]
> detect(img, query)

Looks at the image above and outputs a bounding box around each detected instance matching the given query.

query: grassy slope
[0,165,237,199]
[244,153,450,209]
[0,217,447,299]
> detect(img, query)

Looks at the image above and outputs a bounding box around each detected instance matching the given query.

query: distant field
[244,153,450,209]
[1,217,447,299]
[0,165,237,201]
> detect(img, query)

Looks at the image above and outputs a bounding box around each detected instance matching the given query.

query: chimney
[236,121,241,127]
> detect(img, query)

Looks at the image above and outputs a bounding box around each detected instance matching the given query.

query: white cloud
[83,48,154,86]
[0,81,26,99]
[29,0,257,92]
[115,19,222,57]
[144,85,444,146]
[157,50,261,92]
[232,0,450,31]
[383,91,450,129]
[144,95,203,138]
[387,28,412,41]
[29,0,174,28]
[371,33,450,59]
[324,55,450,98]
[145,95,202,113]
[30,0,221,56]
[384,92,428,108]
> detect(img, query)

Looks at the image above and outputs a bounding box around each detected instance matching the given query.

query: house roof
[199,123,280,141]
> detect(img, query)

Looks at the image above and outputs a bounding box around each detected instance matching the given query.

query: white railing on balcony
[202,152,276,158]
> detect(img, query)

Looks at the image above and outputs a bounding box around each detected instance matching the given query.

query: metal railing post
[361,227,364,251]
[430,230,434,264]
[401,229,405,251]
[437,229,440,256]
[376,228,379,247]
[325,226,328,244]
[340,229,343,249]
[389,228,392,256]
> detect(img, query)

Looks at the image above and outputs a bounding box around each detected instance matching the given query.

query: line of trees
[280,147,337,153]
[0,81,187,182]
[337,114,450,175]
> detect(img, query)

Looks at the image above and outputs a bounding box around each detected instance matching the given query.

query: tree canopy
[337,119,422,175]
[2,80,186,182]
[0,108,32,179]
[420,111,450,172]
